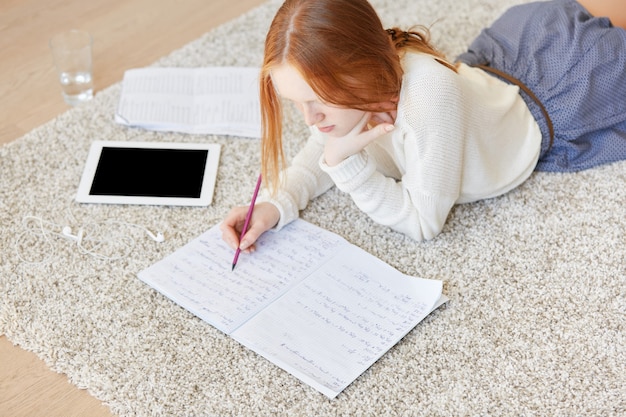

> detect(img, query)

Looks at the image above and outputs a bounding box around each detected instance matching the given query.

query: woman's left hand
[323,113,394,167]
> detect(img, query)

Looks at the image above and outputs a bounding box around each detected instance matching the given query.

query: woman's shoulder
[402,52,457,75]
[399,52,462,103]
[401,52,461,91]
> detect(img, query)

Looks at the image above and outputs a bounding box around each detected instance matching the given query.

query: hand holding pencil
[231,174,262,270]
[219,175,281,269]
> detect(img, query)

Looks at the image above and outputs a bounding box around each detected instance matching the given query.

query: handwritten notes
[115,67,261,138]
[139,219,344,334]
[138,219,445,398]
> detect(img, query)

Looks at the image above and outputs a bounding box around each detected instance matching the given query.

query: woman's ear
[364,98,398,112]
[369,111,396,127]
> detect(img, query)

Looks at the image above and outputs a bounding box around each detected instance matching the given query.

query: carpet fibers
[1,0,624,415]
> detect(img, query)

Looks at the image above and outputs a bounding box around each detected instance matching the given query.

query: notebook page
[232,244,443,398]
[115,67,261,137]
[138,219,346,334]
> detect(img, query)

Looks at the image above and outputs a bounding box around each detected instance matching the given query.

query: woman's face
[271,64,368,137]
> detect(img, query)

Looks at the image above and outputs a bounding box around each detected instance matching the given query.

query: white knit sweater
[258,52,542,241]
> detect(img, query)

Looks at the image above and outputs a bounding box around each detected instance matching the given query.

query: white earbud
[146,230,164,243]
[62,226,84,244]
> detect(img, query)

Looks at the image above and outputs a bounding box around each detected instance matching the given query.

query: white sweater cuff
[256,189,299,231]
[319,151,376,193]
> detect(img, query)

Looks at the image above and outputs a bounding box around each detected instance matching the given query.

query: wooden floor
[0,0,265,415]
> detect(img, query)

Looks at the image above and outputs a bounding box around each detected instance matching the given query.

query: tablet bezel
[76,141,221,206]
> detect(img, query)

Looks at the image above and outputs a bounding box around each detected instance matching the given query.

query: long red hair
[260,0,449,192]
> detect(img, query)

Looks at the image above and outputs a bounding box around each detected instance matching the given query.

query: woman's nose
[302,103,323,126]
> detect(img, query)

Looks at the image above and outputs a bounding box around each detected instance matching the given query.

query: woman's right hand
[219,202,280,253]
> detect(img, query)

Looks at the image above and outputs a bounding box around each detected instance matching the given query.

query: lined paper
[115,67,261,137]
[138,219,445,398]
[138,220,344,334]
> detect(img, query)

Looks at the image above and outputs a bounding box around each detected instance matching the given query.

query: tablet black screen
[89,147,208,198]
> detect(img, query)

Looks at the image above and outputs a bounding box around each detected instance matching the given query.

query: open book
[138,219,447,398]
[115,67,261,138]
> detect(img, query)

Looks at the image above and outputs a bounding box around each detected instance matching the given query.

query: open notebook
[138,219,447,398]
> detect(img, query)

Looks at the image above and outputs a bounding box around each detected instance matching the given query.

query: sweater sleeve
[320,57,465,241]
[256,130,335,230]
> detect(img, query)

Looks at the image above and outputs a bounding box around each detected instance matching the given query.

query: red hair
[260,0,449,192]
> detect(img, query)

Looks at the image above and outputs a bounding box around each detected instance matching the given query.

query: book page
[138,220,346,334]
[231,244,442,398]
[115,67,261,137]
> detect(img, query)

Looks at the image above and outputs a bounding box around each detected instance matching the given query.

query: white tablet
[76,141,221,206]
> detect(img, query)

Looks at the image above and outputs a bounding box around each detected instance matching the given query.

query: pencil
[232,173,262,271]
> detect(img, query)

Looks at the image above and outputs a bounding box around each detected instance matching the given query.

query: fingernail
[384,124,395,132]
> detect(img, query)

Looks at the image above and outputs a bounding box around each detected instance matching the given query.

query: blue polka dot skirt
[457,0,626,172]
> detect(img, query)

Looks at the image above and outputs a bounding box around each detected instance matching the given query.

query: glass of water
[49,30,94,106]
